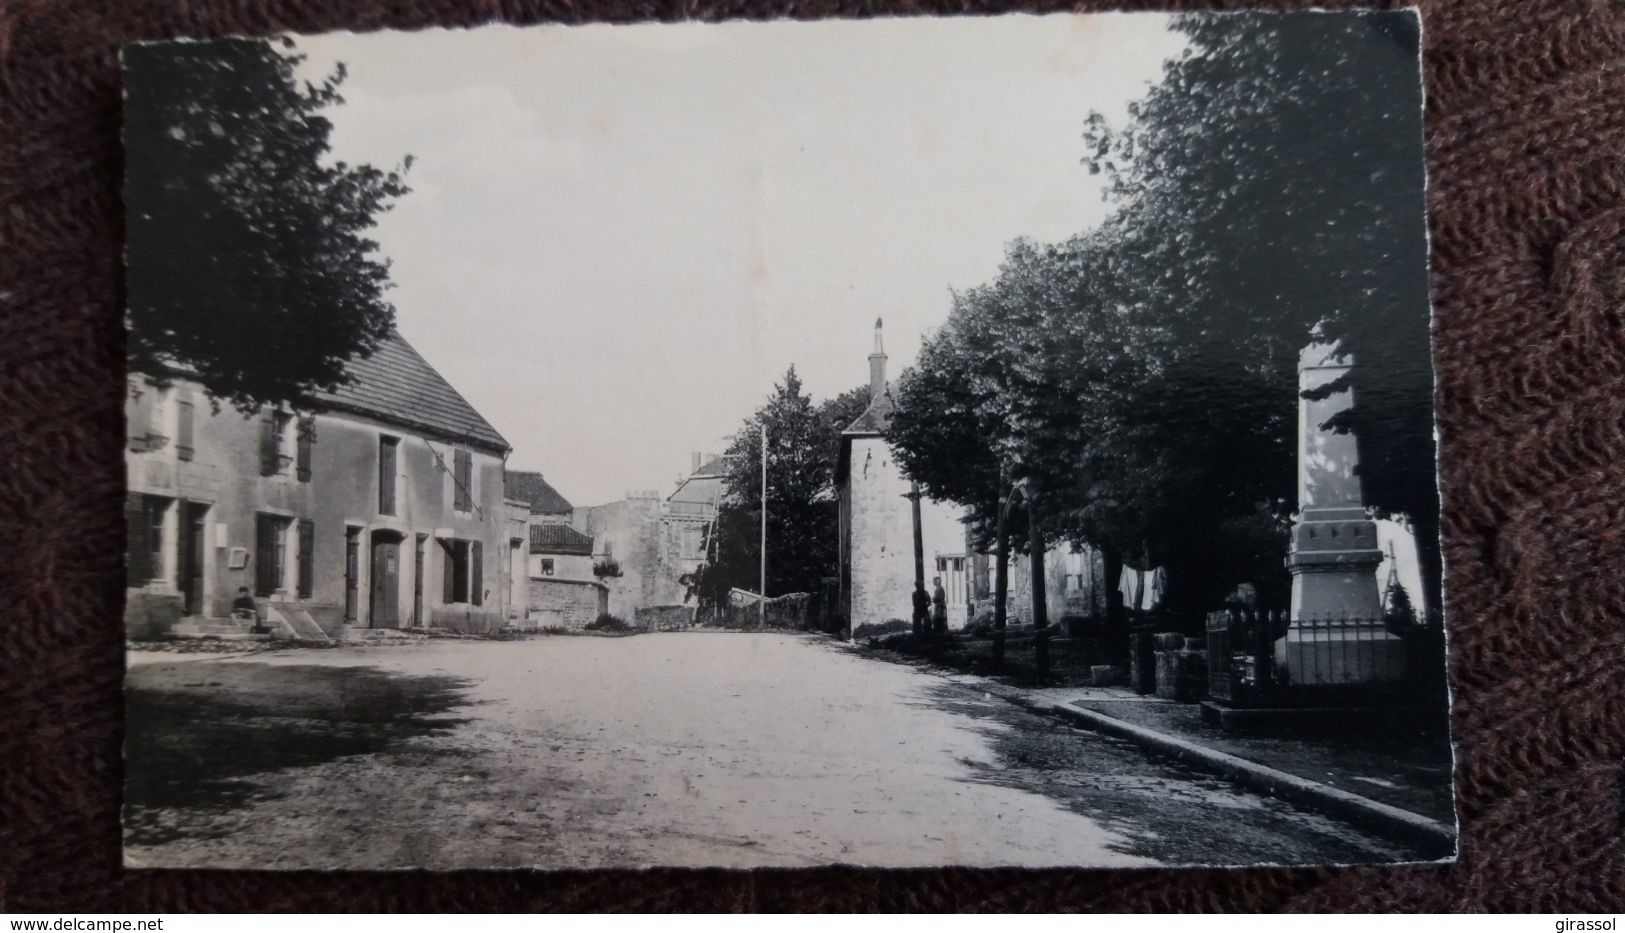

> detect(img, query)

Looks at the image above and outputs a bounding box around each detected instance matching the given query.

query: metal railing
[1206,608,1443,706]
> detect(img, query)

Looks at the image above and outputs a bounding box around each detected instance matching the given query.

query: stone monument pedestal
[1283,506,1404,685]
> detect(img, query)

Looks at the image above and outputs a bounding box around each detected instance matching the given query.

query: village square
[120,13,1454,869]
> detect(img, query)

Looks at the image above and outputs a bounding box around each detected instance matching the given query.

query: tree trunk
[1102,544,1125,647]
[1027,485,1047,633]
[993,494,1010,670]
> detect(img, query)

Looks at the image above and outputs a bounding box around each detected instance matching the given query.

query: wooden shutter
[442,540,455,603]
[295,416,314,482]
[454,449,472,511]
[176,392,195,462]
[127,382,152,452]
[471,540,483,606]
[258,409,278,476]
[126,492,152,584]
[297,519,315,598]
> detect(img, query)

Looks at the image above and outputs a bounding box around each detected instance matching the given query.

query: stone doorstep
[1041,698,1457,855]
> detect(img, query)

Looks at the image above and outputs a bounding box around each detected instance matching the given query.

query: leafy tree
[1082,11,1438,613]
[892,233,1292,622]
[704,369,867,600]
[124,38,410,413]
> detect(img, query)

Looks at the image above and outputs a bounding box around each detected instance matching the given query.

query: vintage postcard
[122,10,1453,869]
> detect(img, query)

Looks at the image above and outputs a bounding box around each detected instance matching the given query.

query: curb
[1025,697,1457,853]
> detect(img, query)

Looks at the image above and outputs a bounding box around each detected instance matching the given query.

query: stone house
[571,454,726,620]
[573,491,685,619]
[525,521,607,630]
[124,330,514,639]
[835,319,969,638]
[664,452,724,583]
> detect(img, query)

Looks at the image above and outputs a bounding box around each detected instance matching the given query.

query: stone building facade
[835,320,969,638]
[124,330,515,639]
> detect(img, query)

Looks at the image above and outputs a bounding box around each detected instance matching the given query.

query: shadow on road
[124,661,473,846]
[915,682,1428,866]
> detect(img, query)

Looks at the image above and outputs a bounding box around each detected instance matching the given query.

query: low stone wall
[635,605,695,631]
[527,578,608,631]
[125,590,182,640]
[430,604,508,634]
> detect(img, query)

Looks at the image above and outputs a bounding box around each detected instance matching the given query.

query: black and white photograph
[121,10,1454,871]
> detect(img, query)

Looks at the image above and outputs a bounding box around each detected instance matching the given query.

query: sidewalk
[937,673,1456,852]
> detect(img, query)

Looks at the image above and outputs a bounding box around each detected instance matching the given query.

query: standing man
[931,575,948,636]
[911,581,930,639]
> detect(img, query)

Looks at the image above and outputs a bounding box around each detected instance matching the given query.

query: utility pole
[759,420,767,629]
[905,483,925,638]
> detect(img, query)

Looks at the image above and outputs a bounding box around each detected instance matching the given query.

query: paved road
[124,633,1424,869]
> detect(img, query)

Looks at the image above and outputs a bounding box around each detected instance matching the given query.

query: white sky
[293,14,1185,507]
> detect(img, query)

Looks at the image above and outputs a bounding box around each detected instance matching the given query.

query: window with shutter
[453,540,470,603]
[378,436,398,514]
[127,382,152,452]
[454,449,472,512]
[176,394,195,461]
[442,539,455,603]
[297,519,315,598]
[296,416,314,482]
[259,409,279,476]
[471,540,483,606]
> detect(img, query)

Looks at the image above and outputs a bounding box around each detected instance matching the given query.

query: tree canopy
[124,38,410,413]
[889,11,1438,619]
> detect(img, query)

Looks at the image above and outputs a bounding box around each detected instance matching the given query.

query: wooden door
[369,535,401,628]
[179,503,207,615]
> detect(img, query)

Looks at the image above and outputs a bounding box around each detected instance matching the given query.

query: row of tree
[887,11,1440,626]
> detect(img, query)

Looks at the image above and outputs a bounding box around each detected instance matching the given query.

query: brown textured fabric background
[1,0,1623,912]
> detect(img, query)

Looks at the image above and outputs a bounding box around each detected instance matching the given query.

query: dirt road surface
[124,633,1425,869]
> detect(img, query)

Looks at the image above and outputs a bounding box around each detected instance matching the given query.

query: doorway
[369,530,404,628]
[178,502,209,615]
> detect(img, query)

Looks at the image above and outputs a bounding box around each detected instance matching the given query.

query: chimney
[691,452,702,474]
[868,317,887,402]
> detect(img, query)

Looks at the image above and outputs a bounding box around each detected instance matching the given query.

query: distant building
[666,452,724,581]
[835,319,969,638]
[524,521,607,630]
[573,453,725,620]
[124,330,514,639]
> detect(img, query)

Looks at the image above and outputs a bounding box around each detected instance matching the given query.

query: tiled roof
[693,455,727,476]
[314,330,509,453]
[506,470,573,514]
[842,390,894,436]
[529,522,595,556]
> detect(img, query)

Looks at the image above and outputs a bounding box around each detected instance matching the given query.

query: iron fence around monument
[1206,608,1445,707]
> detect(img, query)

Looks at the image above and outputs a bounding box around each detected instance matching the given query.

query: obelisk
[1282,342,1404,684]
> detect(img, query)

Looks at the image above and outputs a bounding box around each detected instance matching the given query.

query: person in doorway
[931,575,948,636]
[911,581,931,639]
